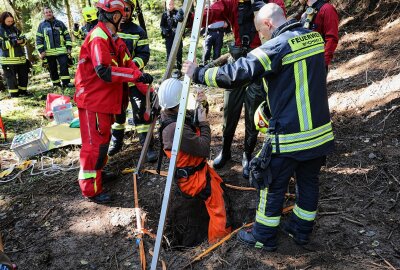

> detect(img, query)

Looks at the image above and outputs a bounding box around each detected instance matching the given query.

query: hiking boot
[242,152,251,179]
[108,129,125,156]
[213,150,231,169]
[281,222,310,245]
[9,92,20,98]
[87,193,113,204]
[102,171,118,184]
[147,146,158,163]
[19,91,32,97]
[237,228,277,251]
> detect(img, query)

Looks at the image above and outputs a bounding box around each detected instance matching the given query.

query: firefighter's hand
[138,73,153,84]
[40,52,46,59]
[183,60,198,79]
[197,104,207,122]
[175,8,185,22]
[73,23,79,32]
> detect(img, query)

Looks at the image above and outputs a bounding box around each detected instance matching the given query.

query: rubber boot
[139,133,158,163]
[242,152,252,179]
[108,129,124,156]
[213,137,232,169]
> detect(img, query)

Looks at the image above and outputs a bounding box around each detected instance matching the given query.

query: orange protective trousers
[165,150,232,243]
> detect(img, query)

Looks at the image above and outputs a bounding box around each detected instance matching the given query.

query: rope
[0,156,80,184]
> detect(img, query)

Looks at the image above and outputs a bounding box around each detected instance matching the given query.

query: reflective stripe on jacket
[0,25,26,65]
[194,19,334,160]
[73,22,144,114]
[36,18,72,56]
[118,21,149,70]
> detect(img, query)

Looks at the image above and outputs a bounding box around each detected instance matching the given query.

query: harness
[303,0,327,30]
[157,112,211,200]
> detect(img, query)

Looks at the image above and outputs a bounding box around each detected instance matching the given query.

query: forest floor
[1,1,400,269]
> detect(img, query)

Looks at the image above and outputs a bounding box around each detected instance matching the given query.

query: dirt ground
[1,1,400,269]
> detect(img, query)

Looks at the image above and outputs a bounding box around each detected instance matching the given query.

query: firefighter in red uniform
[299,0,338,69]
[74,0,153,204]
[191,0,286,180]
[158,78,232,244]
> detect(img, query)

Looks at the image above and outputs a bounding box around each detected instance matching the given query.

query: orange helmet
[96,0,125,15]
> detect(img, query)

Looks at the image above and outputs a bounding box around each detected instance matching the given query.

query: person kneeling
[158,78,232,244]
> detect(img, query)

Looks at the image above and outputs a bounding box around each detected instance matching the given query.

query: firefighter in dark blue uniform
[108,0,157,162]
[73,6,99,40]
[36,7,73,88]
[160,0,184,77]
[183,3,334,250]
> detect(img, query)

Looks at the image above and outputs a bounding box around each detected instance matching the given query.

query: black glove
[138,73,153,84]
[73,23,79,32]
[174,8,184,23]
[10,37,18,46]
[249,138,273,190]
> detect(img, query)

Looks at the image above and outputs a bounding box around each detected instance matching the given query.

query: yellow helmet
[254,101,272,134]
[82,6,98,22]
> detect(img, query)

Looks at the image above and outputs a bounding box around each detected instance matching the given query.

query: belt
[208,28,223,32]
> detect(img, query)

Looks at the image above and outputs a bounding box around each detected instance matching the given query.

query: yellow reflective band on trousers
[45,47,68,56]
[293,204,316,221]
[249,48,272,72]
[52,79,61,83]
[79,169,97,180]
[9,44,15,58]
[8,89,18,93]
[18,86,27,90]
[133,57,144,69]
[136,124,150,133]
[61,76,70,80]
[294,60,312,131]
[112,123,125,130]
[282,44,325,65]
[255,187,281,227]
[205,67,219,87]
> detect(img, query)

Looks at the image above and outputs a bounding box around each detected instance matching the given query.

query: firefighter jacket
[160,9,180,38]
[301,0,338,66]
[193,19,334,161]
[36,18,72,56]
[118,21,149,70]
[0,24,27,65]
[73,20,98,40]
[205,0,286,49]
[74,22,144,115]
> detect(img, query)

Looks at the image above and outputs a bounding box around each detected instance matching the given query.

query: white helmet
[158,78,183,109]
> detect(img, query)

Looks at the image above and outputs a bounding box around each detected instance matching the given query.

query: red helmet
[96,0,125,15]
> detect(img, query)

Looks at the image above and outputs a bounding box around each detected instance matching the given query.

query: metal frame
[150,0,206,268]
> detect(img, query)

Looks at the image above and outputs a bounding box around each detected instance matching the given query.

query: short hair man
[183,3,334,250]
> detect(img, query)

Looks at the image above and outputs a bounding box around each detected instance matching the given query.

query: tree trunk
[64,0,75,41]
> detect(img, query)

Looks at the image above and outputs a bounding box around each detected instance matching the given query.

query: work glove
[196,104,207,122]
[73,23,79,32]
[174,8,185,23]
[137,73,153,84]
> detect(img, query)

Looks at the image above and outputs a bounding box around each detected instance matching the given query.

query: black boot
[108,129,124,156]
[242,152,251,179]
[213,137,232,169]
[139,133,158,163]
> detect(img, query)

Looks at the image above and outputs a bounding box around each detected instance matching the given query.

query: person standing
[74,0,153,204]
[36,7,73,88]
[299,0,339,70]
[73,6,99,40]
[184,3,334,250]
[160,0,184,78]
[202,0,227,65]
[0,12,29,97]
[108,0,157,162]
[186,0,286,180]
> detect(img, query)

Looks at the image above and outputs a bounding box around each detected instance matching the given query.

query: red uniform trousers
[165,150,232,243]
[78,108,114,197]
